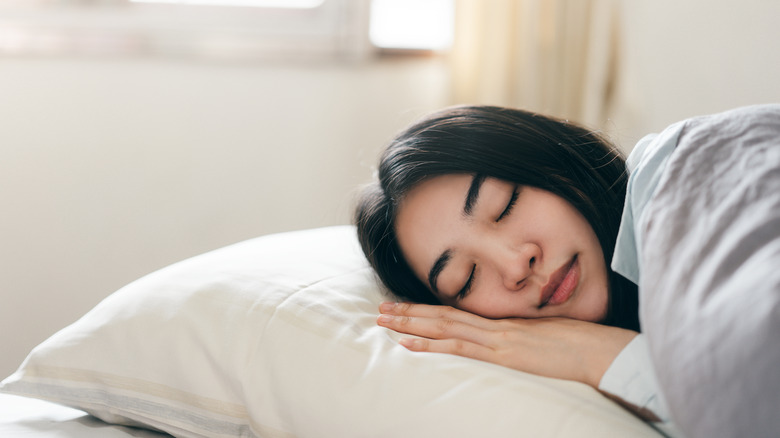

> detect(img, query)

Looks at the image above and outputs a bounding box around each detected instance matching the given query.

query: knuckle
[495,329,519,345]
[451,338,468,355]
[436,306,455,318]
[435,318,456,336]
[497,330,512,340]
[396,302,414,314]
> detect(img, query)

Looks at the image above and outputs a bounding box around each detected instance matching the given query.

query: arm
[377,302,635,389]
[377,302,667,424]
[599,334,670,422]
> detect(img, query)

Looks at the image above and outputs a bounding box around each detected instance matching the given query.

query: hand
[377,302,638,388]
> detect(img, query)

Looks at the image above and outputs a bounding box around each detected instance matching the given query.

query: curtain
[450,0,621,128]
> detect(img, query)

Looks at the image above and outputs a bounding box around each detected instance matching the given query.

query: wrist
[584,327,638,388]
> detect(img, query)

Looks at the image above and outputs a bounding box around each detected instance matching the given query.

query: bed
[0,392,170,437]
[0,225,662,438]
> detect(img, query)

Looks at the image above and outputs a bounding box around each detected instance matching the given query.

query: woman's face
[395,174,609,321]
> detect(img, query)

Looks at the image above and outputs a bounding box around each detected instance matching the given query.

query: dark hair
[354,105,639,331]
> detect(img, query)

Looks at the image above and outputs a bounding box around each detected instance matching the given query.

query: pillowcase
[1,226,660,437]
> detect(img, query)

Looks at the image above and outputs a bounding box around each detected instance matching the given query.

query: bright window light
[129,0,325,7]
[370,0,454,51]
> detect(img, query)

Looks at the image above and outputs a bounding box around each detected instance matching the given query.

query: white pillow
[1,226,660,437]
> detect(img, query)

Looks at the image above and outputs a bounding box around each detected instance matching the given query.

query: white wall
[0,55,451,378]
[608,0,780,149]
[4,0,780,380]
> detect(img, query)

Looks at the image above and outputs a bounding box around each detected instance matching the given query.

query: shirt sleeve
[611,122,685,285]
[599,334,672,423]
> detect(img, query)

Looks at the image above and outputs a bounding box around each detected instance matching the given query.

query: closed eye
[496,186,519,222]
[456,264,476,301]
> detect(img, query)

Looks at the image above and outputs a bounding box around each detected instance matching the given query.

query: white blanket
[639,105,780,438]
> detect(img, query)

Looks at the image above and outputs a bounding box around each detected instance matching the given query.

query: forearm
[577,325,639,389]
[377,302,637,387]
[377,303,679,433]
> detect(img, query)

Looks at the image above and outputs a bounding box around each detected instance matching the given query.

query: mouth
[538,255,579,308]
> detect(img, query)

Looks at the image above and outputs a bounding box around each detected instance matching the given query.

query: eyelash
[457,186,517,301]
[456,264,476,301]
[496,186,519,222]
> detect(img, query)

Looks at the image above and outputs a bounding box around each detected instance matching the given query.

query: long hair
[354,105,639,331]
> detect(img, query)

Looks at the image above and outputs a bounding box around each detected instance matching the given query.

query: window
[370,0,453,52]
[130,0,325,7]
[0,0,453,60]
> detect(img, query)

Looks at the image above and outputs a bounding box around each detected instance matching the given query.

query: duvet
[639,105,780,438]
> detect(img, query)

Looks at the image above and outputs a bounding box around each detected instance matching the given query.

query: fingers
[375,302,637,385]
[376,301,522,364]
[377,311,494,346]
[379,301,495,330]
[398,337,495,363]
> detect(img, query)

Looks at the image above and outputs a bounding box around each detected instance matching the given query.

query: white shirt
[611,121,685,285]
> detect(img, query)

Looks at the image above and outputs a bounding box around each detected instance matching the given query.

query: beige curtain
[450,0,620,128]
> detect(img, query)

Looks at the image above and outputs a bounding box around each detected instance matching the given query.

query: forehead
[394,174,473,283]
[400,174,472,216]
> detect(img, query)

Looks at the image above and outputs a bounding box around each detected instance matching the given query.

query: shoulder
[610,121,683,284]
[628,103,780,173]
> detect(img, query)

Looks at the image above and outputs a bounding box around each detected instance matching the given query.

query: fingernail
[379,302,396,313]
[377,314,394,324]
[399,338,418,349]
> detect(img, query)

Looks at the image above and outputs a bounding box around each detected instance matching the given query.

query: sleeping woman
[354,104,780,438]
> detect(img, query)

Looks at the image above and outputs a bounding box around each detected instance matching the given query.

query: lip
[539,255,579,308]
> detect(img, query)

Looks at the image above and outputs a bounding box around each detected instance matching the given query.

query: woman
[355,104,780,438]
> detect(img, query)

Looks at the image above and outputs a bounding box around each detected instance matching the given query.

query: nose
[498,243,540,290]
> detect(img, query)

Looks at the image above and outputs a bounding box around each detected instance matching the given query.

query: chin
[572,296,609,323]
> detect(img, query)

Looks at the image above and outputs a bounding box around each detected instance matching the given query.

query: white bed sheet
[0,392,170,438]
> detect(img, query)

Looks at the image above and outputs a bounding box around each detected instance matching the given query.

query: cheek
[458,288,531,320]
[577,271,610,322]
[457,300,510,319]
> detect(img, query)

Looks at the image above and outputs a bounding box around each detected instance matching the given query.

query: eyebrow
[427,174,485,294]
[464,174,486,216]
